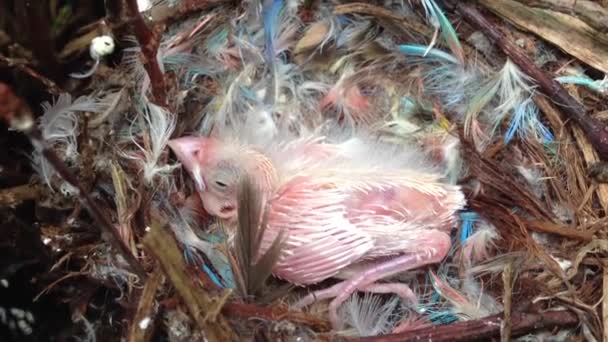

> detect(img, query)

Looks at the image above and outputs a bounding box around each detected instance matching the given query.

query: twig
[222,302,332,332]
[526,220,594,242]
[33,271,88,302]
[127,267,164,342]
[0,184,42,207]
[532,95,565,140]
[501,262,514,342]
[352,310,579,341]
[453,1,608,161]
[26,127,148,281]
[0,54,63,95]
[570,125,608,213]
[124,0,167,107]
[142,221,237,342]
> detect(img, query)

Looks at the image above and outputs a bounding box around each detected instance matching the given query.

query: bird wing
[339,171,465,257]
[337,170,465,227]
[261,175,375,286]
[260,170,464,285]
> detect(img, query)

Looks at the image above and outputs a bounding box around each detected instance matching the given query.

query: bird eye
[215,180,227,188]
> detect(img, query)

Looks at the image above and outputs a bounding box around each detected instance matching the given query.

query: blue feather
[417,281,459,325]
[263,0,284,64]
[400,96,417,118]
[556,75,595,87]
[206,26,229,56]
[398,44,459,64]
[504,106,523,143]
[504,99,554,144]
[202,263,224,287]
[538,121,554,143]
[459,211,478,244]
[183,247,224,288]
[428,309,459,325]
[556,75,608,94]
[240,86,260,102]
[336,15,349,25]
[421,0,464,63]
[200,231,236,289]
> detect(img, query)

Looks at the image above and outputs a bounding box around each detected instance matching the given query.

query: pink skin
[168,137,240,220]
[169,136,464,329]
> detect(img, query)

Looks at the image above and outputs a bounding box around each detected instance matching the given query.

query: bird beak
[191,164,206,191]
[168,137,207,191]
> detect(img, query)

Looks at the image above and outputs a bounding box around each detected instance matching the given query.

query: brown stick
[453,1,608,161]
[124,0,167,107]
[352,310,579,341]
[143,221,237,342]
[0,184,42,207]
[0,54,63,95]
[127,267,164,342]
[526,220,594,242]
[501,263,514,342]
[222,302,332,332]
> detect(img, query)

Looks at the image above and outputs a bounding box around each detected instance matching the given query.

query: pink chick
[168,132,466,329]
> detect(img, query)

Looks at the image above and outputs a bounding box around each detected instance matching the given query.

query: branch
[353,310,579,341]
[127,267,163,342]
[452,1,608,161]
[0,54,63,95]
[0,184,42,207]
[222,302,332,332]
[124,0,167,107]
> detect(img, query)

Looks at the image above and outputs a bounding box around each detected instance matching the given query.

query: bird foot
[295,231,450,330]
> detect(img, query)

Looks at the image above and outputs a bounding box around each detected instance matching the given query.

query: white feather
[462,59,550,146]
[462,220,500,265]
[121,37,152,97]
[400,48,488,124]
[34,93,109,189]
[430,272,502,321]
[124,102,179,185]
[338,293,400,337]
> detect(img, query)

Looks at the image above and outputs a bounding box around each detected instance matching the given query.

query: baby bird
[168,128,466,328]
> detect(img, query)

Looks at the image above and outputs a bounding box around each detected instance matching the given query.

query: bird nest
[1,0,607,341]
